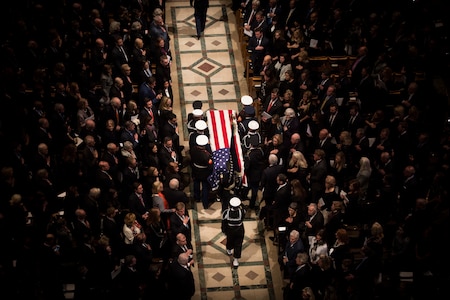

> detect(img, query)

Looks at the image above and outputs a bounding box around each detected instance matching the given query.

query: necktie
[115,109,119,125]
[257,38,261,46]
[248,10,255,24]
[183,245,188,252]
[138,194,145,207]
[267,99,274,112]
[286,9,294,24]
[120,46,128,62]
[329,114,335,126]
[349,116,355,126]
[148,108,154,119]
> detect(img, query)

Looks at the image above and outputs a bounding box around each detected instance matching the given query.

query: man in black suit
[318,82,336,114]
[102,207,123,255]
[349,45,369,90]
[158,136,181,176]
[101,143,121,185]
[308,149,328,203]
[261,87,283,138]
[244,142,265,210]
[159,113,181,156]
[287,133,306,162]
[170,202,192,243]
[325,103,345,139]
[128,182,151,225]
[302,202,324,248]
[346,104,365,139]
[247,28,270,75]
[100,97,123,133]
[110,36,130,78]
[315,128,336,164]
[163,178,189,208]
[259,154,284,227]
[168,252,195,299]
[271,173,292,235]
[285,252,311,298]
[95,161,116,201]
[171,233,195,266]
[120,156,140,203]
[353,127,370,164]
[190,0,209,39]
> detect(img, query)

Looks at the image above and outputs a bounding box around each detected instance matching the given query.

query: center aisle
[165,1,284,299]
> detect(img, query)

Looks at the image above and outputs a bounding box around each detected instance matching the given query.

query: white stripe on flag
[206,110,247,186]
[206,110,232,152]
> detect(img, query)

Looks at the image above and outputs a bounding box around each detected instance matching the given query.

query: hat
[244,105,255,116]
[195,119,207,130]
[230,197,241,207]
[241,95,253,106]
[192,100,203,109]
[196,134,209,146]
[192,109,203,117]
[248,120,259,130]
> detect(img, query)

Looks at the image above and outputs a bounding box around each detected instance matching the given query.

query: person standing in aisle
[190,0,209,39]
[222,197,246,267]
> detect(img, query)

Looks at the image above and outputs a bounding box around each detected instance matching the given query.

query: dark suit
[170,211,192,243]
[346,113,365,138]
[191,0,209,37]
[110,45,130,77]
[171,241,194,262]
[168,260,195,300]
[100,104,123,131]
[158,145,180,174]
[163,188,189,208]
[315,137,336,162]
[287,263,312,300]
[279,239,305,279]
[272,183,292,229]
[260,164,284,204]
[138,82,156,106]
[325,111,346,139]
[245,147,265,208]
[309,159,328,202]
[247,34,270,74]
[128,192,151,222]
[304,211,325,244]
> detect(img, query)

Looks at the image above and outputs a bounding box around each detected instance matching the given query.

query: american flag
[206,110,246,190]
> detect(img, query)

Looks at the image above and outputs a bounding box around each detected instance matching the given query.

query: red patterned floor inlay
[198,62,215,72]
[191,90,201,96]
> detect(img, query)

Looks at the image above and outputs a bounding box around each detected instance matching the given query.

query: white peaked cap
[196,134,209,146]
[230,197,241,207]
[192,109,204,117]
[195,119,207,130]
[241,95,253,106]
[248,120,259,130]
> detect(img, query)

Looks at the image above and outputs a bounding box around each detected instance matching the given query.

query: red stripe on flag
[219,110,230,148]
[208,111,220,152]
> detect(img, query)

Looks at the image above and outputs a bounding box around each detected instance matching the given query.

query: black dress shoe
[269,236,275,241]
[197,35,200,40]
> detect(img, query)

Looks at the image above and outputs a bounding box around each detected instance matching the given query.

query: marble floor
[165,1,284,299]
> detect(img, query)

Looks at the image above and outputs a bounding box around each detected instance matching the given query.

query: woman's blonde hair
[124,212,136,226]
[289,151,308,168]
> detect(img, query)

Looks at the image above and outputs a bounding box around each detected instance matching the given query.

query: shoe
[269,236,275,241]
[196,35,200,40]
[233,258,239,267]
[227,249,232,256]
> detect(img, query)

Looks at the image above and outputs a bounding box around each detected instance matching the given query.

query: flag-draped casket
[205,110,246,191]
